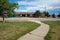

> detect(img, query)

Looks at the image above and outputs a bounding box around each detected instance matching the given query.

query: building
[15,12,34,17]
[15,12,45,17]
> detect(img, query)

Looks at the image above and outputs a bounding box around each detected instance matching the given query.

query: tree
[52,14,55,18]
[42,11,47,17]
[43,11,47,16]
[46,12,50,17]
[57,13,60,18]
[43,11,50,17]
[33,10,41,17]
[0,0,18,22]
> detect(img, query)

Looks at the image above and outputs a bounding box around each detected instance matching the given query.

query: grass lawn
[43,21,60,40]
[0,21,40,40]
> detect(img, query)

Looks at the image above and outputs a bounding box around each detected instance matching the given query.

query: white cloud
[15,8,28,12]
[15,0,60,12]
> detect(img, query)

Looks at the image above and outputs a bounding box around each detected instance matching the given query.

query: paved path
[0,17,60,21]
[18,20,49,40]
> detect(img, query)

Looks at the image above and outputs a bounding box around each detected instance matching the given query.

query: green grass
[0,21,40,40]
[43,21,60,40]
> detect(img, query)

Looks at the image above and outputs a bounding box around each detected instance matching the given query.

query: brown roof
[15,12,34,14]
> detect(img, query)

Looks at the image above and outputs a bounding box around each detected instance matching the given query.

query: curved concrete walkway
[18,20,49,40]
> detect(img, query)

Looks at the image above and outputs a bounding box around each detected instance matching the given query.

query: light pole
[45,6,47,12]
[44,6,47,17]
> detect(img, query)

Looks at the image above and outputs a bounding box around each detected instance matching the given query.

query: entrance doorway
[22,14,25,17]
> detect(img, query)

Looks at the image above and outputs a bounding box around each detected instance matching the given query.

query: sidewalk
[18,20,49,40]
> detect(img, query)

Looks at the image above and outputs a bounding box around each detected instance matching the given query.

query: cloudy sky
[9,0,60,15]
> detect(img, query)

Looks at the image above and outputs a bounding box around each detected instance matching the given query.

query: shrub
[57,13,60,18]
[52,14,55,18]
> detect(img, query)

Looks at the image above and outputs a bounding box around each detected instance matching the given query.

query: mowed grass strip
[43,21,60,40]
[0,21,40,40]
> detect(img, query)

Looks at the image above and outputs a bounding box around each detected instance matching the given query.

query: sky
[9,0,60,15]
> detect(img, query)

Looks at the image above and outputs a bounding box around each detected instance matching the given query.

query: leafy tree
[46,12,50,17]
[33,10,41,17]
[43,11,50,17]
[43,11,47,16]
[57,13,60,17]
[0,0,18,22]
[52,14,55,18]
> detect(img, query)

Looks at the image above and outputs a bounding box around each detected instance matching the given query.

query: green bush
[52,14,55,18]
[57,13,60,18]
[7,13,16,17]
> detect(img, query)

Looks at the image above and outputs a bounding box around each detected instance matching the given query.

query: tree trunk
[2,13,5,22]
[3,16,5,22]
